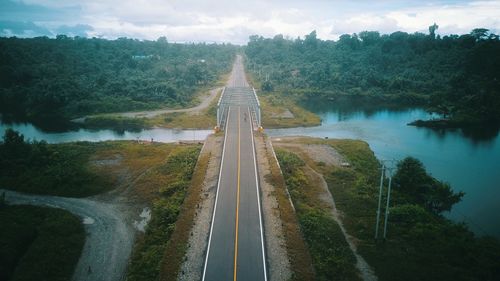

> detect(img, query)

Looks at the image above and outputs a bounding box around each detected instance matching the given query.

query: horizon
[0,27,497,46]
[1,0,500,44]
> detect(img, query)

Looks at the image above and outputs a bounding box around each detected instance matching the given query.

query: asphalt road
[203,57,267,281]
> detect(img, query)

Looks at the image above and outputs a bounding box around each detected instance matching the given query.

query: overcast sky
[1,0,499,44]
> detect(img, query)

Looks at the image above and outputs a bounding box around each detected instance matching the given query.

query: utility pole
[383,170,393,239]
[375,159,397,240]
[375,163,385,239]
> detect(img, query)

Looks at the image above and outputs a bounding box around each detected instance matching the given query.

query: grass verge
[0,204,85,281]
[159,144,211,280]
[275,147,360,281]
[258,133,315,280]
[126,145,201,281]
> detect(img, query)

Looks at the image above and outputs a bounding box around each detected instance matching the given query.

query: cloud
[56,24,93,37]
[0,20,52,37]
[1,0,500,43]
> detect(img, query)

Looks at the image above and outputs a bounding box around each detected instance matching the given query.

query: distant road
[202,56,267,281]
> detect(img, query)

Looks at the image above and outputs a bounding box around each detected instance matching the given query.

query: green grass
[126,145,201,281]
[0,205,85,281]
[259,93,321,129]
[275,148,360,281]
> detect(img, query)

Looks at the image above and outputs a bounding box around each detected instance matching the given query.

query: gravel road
[1,189,135,281]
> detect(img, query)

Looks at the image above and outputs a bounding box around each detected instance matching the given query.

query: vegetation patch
[275,148,360,281]
[260,94,321,128]
[245,69,321,129]
[81,86,222,131]
[159,145,211,280]
[258,133,315,280]
[0,204,85,281]
[0,129,111,197]
[126,145,201,281]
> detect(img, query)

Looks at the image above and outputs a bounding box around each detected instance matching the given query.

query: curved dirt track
[2,189,135,281]
[73,87,221,123]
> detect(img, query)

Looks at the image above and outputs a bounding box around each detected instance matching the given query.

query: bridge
[216,87,261,131]
[203,55,267,281]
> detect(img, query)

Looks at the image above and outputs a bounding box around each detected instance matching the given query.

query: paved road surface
[203,56,267,281]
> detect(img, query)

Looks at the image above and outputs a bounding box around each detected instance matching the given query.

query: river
[1,108,499,238]
[0,121,211,143]
[267,104,500,238]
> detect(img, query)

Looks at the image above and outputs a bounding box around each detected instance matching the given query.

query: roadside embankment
[255,133,315,281]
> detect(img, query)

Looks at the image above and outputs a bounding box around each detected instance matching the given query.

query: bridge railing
[216,86,261,131]
[251,87,261,128]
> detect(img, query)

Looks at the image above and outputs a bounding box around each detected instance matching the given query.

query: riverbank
[244,69,322,129]
[271,136,500,281]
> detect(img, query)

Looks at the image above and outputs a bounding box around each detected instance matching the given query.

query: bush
[0,205,85,281]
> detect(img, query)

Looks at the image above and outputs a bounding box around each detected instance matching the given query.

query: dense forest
[245,26,500,126]
[0,36,237,128]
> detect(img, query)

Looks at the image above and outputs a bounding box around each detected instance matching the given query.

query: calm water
[268,104,500,238]
[0,122,211,143]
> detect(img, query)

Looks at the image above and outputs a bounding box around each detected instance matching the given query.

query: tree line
[245,26,500,126]
[0,36,237,127]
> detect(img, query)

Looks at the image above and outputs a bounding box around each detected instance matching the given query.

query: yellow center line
[233,106,241,281]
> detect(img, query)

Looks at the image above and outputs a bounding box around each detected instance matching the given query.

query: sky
[1,0,499,44]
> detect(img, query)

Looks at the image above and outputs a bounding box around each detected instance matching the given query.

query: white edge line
[202,106,231,281]
[248,107,268,281]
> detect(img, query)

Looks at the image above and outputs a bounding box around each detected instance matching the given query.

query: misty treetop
[245,27,500,125]
[0,36,237,124]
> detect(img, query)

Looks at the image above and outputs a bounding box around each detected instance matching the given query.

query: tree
[393,157,464,214]
[471,28,489,41]
[429,23,439,39]
[2,128,25,146]
[359,31,380,45]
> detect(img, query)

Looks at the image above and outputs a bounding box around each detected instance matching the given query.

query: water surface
[268,104,500,238]
[0,121,211,143]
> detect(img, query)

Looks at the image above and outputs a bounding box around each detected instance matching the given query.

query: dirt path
[72,87,221,123]
[2,189,136,281]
